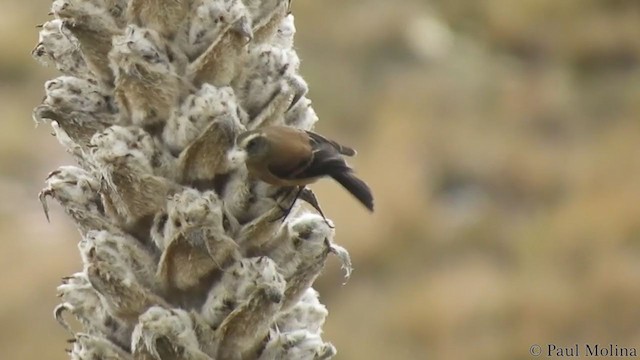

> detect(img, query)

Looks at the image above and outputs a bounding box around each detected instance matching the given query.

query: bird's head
[228,130,270,166]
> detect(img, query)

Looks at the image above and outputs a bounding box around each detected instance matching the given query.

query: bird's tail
[331,171,374,212]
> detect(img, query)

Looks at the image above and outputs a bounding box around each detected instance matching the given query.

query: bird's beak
[227,148,248,167]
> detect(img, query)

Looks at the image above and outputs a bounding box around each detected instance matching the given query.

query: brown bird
[228,126,374,213]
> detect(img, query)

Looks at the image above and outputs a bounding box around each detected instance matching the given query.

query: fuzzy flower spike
[33,1,353,358]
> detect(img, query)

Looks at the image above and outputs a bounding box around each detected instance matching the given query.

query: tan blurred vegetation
[2,0,640,359]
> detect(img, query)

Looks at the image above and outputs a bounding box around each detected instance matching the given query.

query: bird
[228,126,374,215]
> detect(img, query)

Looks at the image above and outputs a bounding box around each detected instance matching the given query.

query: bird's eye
[246,138,260,152]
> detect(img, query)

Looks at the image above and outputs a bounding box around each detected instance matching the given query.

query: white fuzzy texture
[52,0,116,27]
[273,14,295,49]
[90,126,155,174]
[110,25,173,75]
[187,0,250,59]
[32,19,91,77]
[43,76,110,114]
[259,330,336,360]
[268,213,335,278]
[35,3,348,359]
[133,307,211,360]
[40,166,101,212]
[237,44,307,128]
[164,84,244,153]
[154,188,224,250]
[241,0,285,29]
[276,288,328,334]
[201,256,286,328]
[285,97,319,130]
[240,45,301,111]
[70,333,133,360]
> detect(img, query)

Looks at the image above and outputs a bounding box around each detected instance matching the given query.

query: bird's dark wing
[331,170,374,211]
[269,143,344,180]
[260,127,314,180]
[266,152,313,180]
[268,143,374,211]
[294,143,375,210]
[305,131,356,156]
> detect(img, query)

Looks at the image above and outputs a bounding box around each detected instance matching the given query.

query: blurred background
[2,0,640,359]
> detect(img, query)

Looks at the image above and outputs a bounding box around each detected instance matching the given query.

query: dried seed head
[90,125,155,173]
[56,272,131,347]
[32,19,91,77]
[267,212,335,279]
[43,76,111,114]
[111,25,183,132]
[238,44,306,128]
[273,13,295,49]
[69,333,132,360]
[177,106,245,186]
[186,3,252,87]
[39,166,109,232]
[36,1,346,358]
[154,189,241,292]
[186,0,251,59]
[242,0,288,43]
[132,307,210,360]
[201,256,285,328]
[163,85,244,154]
[276,288,328,334]
[127,0,191,40]
[52,0,122,85]
[259,330,336,360]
